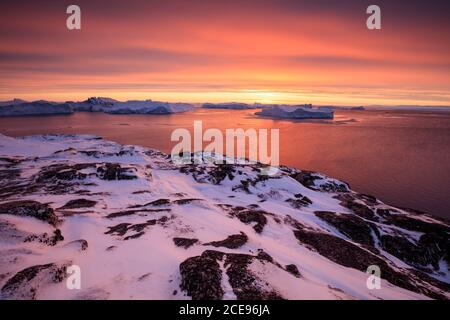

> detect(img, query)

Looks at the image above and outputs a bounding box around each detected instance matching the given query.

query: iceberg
[255,104,334,119]
[71,97,193,114]
[1,97,194,116]
[0,100,73,116]
[203,102,258,110]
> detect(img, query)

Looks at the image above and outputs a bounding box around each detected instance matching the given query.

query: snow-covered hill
[0,134,448,300]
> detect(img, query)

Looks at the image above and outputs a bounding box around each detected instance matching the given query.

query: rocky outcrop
[314,211,376,246]
[179,253,224,300]
[173,238,199,249]
[292,227,448,300]
[204,232,248,249]
[180,250,284,300]
[0,261,70,300]
[60,199,97,209]
[0,201,58,226]
[219,205,269,233]
[96,163,137,180]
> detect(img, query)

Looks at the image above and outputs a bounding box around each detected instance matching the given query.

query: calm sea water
[1,109,449,219]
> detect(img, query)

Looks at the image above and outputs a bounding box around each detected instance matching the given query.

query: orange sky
[1,0,449,106]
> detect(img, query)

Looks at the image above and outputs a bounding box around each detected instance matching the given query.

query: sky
[0,0,449,106]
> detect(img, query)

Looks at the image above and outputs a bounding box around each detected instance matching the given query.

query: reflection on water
[1,109,449,219]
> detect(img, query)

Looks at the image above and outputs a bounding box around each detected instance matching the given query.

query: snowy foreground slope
[0,134,448,300]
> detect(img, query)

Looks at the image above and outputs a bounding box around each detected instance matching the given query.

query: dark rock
[224,252,283,300]
[60,199,97,209]
[237,210,267,233]
[292,227,446,300]
[418,232,450,268]
[128,219,161,232]
[256,250,273,263]
[0,200,58,226]
[204,232,248,249]
[354,193,379,206]
[208,164,235,184]
[173,237,199,249]
[290,171,320,189]
[291,171,349,192]
[314,211,376,246]
[37,163,93,183]
[1,262,69,300]
[179,254,224,300]
[380,234,447,271]
[223,206,269,233]
[145,198,171,206]
[124,232,145,240]
[105,217,169,239]
[376,208,400,218]
[286,196,313,208]
[285,264,301,278]
[172,198,202,205]
[104,223,131,236]
[383,214,449,234]
[0,169,21,181]
[96,163,137,180]
[180,250,284,300]
[106,208,170,218]
[180,163,235,185]
[338,198,379,222]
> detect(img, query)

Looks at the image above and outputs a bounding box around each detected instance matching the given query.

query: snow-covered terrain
[256,105,334,119]
[0,134,448,300]
[0,98,193,116]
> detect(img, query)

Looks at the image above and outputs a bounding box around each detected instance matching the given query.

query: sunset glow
[1,0,449,105]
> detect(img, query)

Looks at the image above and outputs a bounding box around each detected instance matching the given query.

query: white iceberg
[256,104,334,119]
[71,97,193,114]
[0,100,73,116]
[203,102,258,110]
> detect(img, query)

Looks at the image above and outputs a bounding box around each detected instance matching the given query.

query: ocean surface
[1,108,449,219]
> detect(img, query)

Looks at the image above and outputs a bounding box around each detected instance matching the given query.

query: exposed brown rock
[204,232,248,249]
[60,198,97,210]
[285,264,301,278]
[0,200,58,226]
[315,211,376,246]
[180,250,284,300]
[1,262,70,300]
[96,163,137,180]
[173,237,199,249]
[293,227,447,300]
[179,253,224,300]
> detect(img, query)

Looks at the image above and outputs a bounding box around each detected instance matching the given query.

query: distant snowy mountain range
[0,134,448,300]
